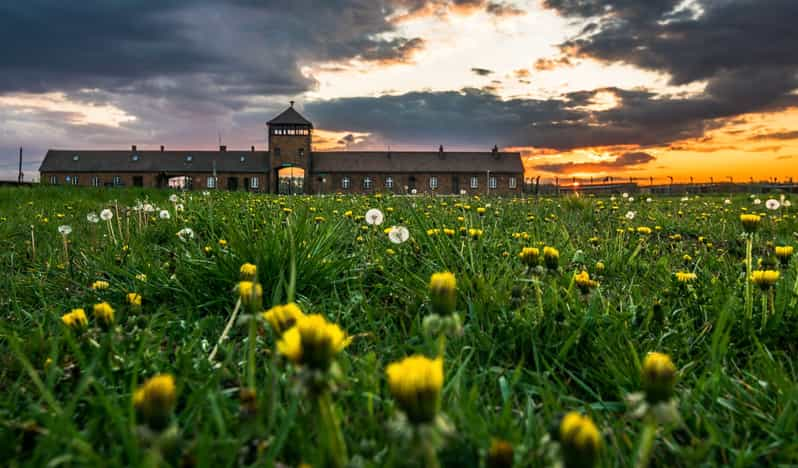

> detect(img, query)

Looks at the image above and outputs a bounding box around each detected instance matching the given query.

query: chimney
[131,145,137,152]
[220,145,227,152]
[438,144,444,159]
[290,100,295,108]
[492,145,500,159]
[160,145,165,152]
[251,145,255,152]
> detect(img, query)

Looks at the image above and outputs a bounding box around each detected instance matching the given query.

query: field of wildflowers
[1,187,797,467]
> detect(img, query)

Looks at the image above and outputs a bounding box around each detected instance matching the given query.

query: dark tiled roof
[267,106,313,127]
[39,150,269,173]
[311,151,523,174]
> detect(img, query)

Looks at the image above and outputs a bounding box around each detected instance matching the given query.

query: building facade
[39,103,524,195]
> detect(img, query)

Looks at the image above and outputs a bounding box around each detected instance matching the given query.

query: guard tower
[267,101,313,194]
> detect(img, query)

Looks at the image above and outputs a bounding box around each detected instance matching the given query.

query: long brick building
[39,103,524,195]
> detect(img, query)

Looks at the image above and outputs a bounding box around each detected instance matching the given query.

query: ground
[1,187,797,467]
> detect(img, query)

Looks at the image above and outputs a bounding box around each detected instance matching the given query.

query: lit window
[71,175,79,185]
[240,156,246,163]
[429,176,438,189]
[341,176,351,189]
[363,176,373,190]
[509,177,517,189]
[113,176,122,186]
[92,176,100,187]
[470,176,479,189]
[65,175,71,183]
[298,148,304,159]
[250,177,259,189]
[72,154,79,161]
[489,176,497,189]
[385,176,393,189]
[49,175,57,184]
[207,176,217,188]
[186,155,193,162]
[132,154,140,161]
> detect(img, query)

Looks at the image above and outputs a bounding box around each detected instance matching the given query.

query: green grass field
[1,187,797,467]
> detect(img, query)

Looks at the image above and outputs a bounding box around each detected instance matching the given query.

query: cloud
[485,2,525,17]
[748,130,798,141]
[533,56,573,71]
[533,151,656,174]
[471,67,494,76]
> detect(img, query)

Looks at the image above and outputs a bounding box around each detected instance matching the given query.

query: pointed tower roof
[267,101,313,127]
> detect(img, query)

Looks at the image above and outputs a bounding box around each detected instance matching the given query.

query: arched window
[363,176,373,190]
[341,176,351,189]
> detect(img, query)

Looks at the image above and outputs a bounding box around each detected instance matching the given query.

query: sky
[1,0,797,183]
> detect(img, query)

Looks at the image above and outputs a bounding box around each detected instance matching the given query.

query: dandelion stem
[760,291,768,331]
[744,235,753,321]
[534,280,544,322]
[421,437,441,468]
[247,311,257,390]
[208,298,241,362]
[635,420,658,468]
[317,390,348,468]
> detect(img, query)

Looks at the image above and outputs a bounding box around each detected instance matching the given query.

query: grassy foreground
[1,186,797,467]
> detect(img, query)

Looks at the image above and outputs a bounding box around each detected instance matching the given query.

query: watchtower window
[298,148,304,159]
[274,147,281,158]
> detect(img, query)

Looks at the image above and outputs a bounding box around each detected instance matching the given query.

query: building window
[363,176,373,190]
[298,148,304,159]
[49,175,57,185]
[385,176,393,189]
[509,176,517,189]
[250,177,259,189]
[92,176,100,187]
[112,176,122,186]
[341,176,351,189]
[240,155,246,163]
[470,176,479,189]
[429,176,438,190]
[207,176,217,189]
[72,154,79,161]
[131,154,140,161]
[71,175,79,185]
[489,176,497,189]
[274,147,281,158]
[185,155,193,162]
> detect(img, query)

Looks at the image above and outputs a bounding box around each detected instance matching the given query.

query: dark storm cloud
[471,68,494,76]
[748,131,798,142]
[533,151,655,174]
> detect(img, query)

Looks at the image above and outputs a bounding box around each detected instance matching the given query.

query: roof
[267,104,313,127]
[311,151,524,174]
[39,150,268,173]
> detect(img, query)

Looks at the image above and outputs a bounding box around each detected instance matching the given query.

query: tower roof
[267,102,313,127]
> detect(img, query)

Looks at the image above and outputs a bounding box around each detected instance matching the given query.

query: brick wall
[269,131,311,193]
[308,172,522,195]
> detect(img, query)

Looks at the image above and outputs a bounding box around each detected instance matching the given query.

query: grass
[1,186,797,467]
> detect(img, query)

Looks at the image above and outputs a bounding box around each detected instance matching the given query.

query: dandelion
[386,355,443,425]
[543,246,559,270]
[240,262,257,281]
[558,412,601,468]
[625,211,636,220]
[218,239,227,248]
[93,302,115,326]
[237,281,263,311]
[58,225,72,236]
[159,210,171,220]
[775,245,793,265]
[740,214,761,233]
[518,247,540,267]
[468,228,483,239]
[61,308,88,330]
[636,226,652,235]
[133,374,177,431]
[476,207,487,216]
[574,270,598,293]
[127,292,142,308]
[429,271,457,316]
[169,194,179,203]
[595,261,605,272]
[675,271,697,283]
[753,198,761,205]
[765,199,780,210]
[388,226,410,244]
[751,270,779,290]
[100,209,113,221]
[276,314,350,370]
[91,280,110,290]
[724,199,732,205]
[641,352,677,404]
[86,212,100,223]
[486,439,514,468]
[365,208,384,225]
[136,273,148,282]
[177,227,194,241]
[263,302,305,335]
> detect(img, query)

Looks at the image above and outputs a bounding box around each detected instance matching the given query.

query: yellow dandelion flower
[775,245,793,264]
[750,270,779,290]
[61,308,88,330]
[133,374,176,431]
[386,355,443,424]
[263,302,305,335]
[636,226,652,235]
[543,246,559,270]
[641,352,677,403]
[91,280,110,290]
[675,271,697,283]
[740,214,761,233]
[239,262,257,281]
[518,247,540,267]
[127,292,142,308]
[276,314,351,370]
[486,439,514,468]
[574,270,598,293]
[429,271,457,316]
[238,281,263,310]
[559,412,601,467]
[93,302,115,326]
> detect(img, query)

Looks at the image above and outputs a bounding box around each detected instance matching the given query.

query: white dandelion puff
[169,194,179,203]
[625,211,636,220]
[86,212,100,223]
[177,227,195,241]
[58,225,72,236]
[753,198,762,205]
[100,209,114,221]
[388,226,410,244]
[365,208,384,226]
[159,210,171,220]
[765,199,780,210]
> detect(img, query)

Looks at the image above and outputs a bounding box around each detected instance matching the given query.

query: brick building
[39,103,524,195]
